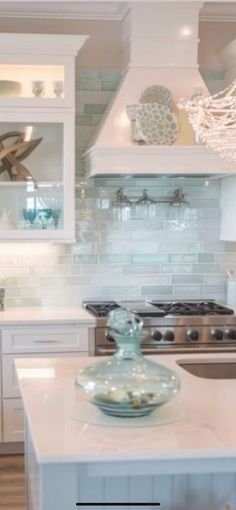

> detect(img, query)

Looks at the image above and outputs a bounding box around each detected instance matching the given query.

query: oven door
[95,327,170,356]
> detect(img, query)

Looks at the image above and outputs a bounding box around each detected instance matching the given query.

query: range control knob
[211,328,223,341]
[225,329,236,340]
[163,330,175,342]
[105,331,115,343]
[187,329,199,342]
[152,330,162,342]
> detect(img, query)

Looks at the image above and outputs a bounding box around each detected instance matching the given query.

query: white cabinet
[2,325,89,353]
[3,399,24,443]
[0,322,93,444]
[220,176,236,241]
[0,33,88,242]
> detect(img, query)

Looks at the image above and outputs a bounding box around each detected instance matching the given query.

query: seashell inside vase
[127,103,179,145]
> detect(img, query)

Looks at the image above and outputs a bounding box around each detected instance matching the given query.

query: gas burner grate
[85,302,120,317]
[151,301,234,316]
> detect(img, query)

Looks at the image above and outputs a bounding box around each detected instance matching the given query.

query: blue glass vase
[75,308,181,418]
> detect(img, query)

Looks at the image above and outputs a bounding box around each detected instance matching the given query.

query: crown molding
[0,2,128,21]
[0,1,235,23]
[200,3,236,22]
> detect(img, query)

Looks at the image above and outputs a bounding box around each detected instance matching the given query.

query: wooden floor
[0,455,25,509]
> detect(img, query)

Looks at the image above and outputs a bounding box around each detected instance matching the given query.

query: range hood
[85,2,235,177]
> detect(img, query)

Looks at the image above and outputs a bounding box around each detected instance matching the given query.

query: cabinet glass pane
[0,122,64,232]
[0,65,64,98]
[0,184,63,231]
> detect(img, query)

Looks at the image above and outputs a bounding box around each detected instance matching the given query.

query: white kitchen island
[15,353,236,510]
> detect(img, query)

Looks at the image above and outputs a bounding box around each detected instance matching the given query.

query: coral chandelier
[179,80,236,162]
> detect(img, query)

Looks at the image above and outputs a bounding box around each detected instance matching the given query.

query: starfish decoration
[0,131,43,186]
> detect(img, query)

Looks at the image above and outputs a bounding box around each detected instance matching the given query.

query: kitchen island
[16,353,236,510]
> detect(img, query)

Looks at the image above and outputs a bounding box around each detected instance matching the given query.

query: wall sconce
[112,187,189,207]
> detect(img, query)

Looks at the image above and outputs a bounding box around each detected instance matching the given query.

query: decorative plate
[136,103,179,145]
[140,85,173,107]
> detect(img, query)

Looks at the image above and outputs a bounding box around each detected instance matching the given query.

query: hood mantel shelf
[84,2,236,178]
[85,145,236,177]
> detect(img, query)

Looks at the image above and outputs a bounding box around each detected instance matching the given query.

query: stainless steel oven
[84,300,236,356]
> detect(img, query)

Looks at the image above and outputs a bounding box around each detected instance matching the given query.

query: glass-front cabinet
[0,33,88,241]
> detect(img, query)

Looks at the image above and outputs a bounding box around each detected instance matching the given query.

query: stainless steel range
[84,300,236,356]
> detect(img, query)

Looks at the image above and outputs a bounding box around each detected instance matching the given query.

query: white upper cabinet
[0,33,88,242]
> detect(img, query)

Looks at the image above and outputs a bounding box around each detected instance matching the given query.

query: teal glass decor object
[75,308,181,418]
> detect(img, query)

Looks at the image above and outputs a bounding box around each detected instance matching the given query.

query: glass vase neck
[113,333,142,359]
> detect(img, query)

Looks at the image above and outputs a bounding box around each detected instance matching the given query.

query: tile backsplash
[0,67,235,308]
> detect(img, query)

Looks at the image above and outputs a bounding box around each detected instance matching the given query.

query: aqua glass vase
[75,308,181,418]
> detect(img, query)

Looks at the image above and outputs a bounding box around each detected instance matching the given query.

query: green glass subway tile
[131,254,168,264]
[201,284,226,294]
[100,254,130,264]
[133,242,160,254]
[77,79,102,91]
[123,265,160,274]
[76,68,100,79]
[168,254,182,263]
[72,243,97,255]
[98,69,121,81]
[65,276,90,286]
[161,264,192,274]
[84,104,107,115]
[73,255,98,264]
[99,241,133,254]
[191,199,220,208]
[172,274,204,284]
[205,274,226,285]
[173,285,201,296]
[58,256,73,265]
[193,264,221,273]
[183,254,198,263]
[82,264,123,276]
[101,80,119,91]
[134,178,171,188]
[75,115,93,125]
[142,286,173,295]
[101,287,141,298]
[198,253,214,263]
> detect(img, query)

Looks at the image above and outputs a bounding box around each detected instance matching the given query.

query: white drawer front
[3,352,88,398]
[3,398,24,443]
[2,326,89,353]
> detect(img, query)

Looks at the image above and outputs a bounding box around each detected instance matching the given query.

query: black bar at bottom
[76,503,160,507]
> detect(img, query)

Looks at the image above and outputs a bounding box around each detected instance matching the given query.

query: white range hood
[85,1,236,177]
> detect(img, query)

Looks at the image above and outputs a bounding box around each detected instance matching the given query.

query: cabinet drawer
[3,352,87,398]
[2,326,89,353]
[3,398,24,443]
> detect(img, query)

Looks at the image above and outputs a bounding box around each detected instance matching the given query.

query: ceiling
[0,1,235,21]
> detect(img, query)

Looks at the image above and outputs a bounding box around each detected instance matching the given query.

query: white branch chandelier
[178,80,236,162]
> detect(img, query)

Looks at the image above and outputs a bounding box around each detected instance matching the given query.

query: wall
[0,68,235,308]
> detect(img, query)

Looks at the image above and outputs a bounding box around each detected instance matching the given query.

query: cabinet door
[2,326,89,354]
[3,398,24,442]
[0,111,75,242]
[3,351,88,399]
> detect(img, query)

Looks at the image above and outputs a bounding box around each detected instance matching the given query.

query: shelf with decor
[0,33,88,242]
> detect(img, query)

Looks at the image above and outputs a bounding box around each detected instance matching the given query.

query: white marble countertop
[0,307,95,326]
[15,352,236,475]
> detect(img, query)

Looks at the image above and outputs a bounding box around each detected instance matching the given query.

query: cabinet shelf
[0,181,63,187]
